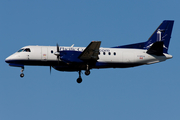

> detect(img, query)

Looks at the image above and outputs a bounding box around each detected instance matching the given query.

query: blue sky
[1,0,180,120]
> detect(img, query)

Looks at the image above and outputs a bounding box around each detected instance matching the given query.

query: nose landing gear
[20,67,24,78]
[20,73,24,78]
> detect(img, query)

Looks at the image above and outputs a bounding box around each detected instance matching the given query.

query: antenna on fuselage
[71,44,74,47]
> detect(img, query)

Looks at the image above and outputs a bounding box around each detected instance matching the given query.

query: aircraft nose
[5,56,11,63]
[5,55,15,63]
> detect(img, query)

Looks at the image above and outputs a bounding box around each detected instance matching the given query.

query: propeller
[57,43,60,52]
[54,43,60,64]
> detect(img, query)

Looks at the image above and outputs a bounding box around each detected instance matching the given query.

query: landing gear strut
[20,67,24,78]
[85,64,90,76]
[77,70,82,83]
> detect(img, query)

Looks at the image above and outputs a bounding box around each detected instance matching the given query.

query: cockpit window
[17,48,31,52]
[24,48,31,52]
[17,49,24,52]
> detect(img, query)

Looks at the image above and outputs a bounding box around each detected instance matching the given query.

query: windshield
[17,49,24,52]
[17,48,31,52]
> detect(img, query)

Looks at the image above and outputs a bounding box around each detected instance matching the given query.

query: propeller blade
[57,56,60,65]
[57,43,59,52]
[56,43,60,65]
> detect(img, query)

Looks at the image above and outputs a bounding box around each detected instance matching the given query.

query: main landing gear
[77,71,82,83]
[85,70,90,76]
[76,69,91,84]
[85,64,90,76]
[20,67,24,78]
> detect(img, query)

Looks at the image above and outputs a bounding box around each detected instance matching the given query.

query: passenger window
[114,52,116,55]
[24,48,31,52]
[99,52,100,55]
[103,52,106,55]
[51,50,53,53]
[108,52,111,55]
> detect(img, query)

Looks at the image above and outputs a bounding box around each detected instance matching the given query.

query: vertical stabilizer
[145,20,174,54]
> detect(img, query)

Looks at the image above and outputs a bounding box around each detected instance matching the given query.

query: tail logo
[146,29,168,50]
[157,29,168,49]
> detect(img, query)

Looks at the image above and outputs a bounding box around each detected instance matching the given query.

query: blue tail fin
[145,20,174,54]
[112,20,174,54]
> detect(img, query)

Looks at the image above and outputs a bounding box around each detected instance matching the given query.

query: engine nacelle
[60,50,84,63]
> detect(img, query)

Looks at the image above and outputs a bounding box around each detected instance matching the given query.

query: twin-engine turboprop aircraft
[5,20,174,83]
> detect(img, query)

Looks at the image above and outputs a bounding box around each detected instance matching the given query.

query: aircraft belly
[94,62,142,68]
[6,59,59,66]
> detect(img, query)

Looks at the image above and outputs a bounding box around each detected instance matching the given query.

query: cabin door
[41,47,47,61]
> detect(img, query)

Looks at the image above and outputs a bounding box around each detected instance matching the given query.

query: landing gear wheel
[20,73,24,78]
[85,70,90,76]
[77,78,82,83]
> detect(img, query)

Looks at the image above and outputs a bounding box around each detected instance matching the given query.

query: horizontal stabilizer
[146,41,164,56]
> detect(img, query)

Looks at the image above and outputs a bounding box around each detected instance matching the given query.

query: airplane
[5,20,174,83]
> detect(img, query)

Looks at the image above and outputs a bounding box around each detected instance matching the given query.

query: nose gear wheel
[20,67,24,78]
[20,73,24,78]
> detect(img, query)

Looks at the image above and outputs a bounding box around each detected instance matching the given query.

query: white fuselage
[5,45,172,69]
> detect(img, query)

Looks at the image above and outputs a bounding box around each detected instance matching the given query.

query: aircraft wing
[78,41,101,61]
